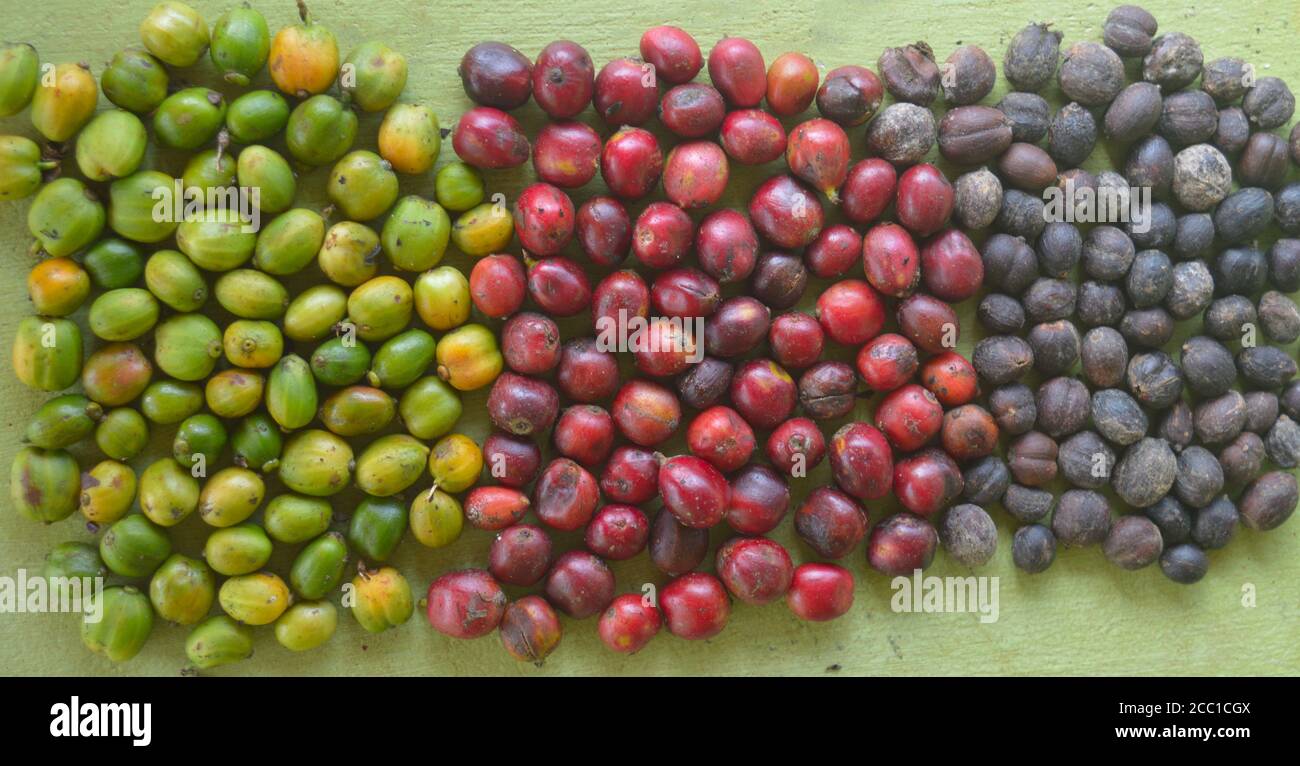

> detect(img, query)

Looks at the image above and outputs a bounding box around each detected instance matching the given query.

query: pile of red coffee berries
[439,7,1299,662]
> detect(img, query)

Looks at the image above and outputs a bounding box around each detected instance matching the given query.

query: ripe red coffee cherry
[876,383,944,452]
[633,201,694,269]
[862,222,921,298]
[640,25,703,85]
[896,163,953,237]
[514,182,576,256]
[816,279,886,345]
[795,486,868,559]
[695,209,760,283]
[663,141,730,209]
[786,118,851,200]
[526,256,590,316]
[658,454,731,528]
[725,464,791,535]
[532,41,595,119]
[652,267,721,319]
[840,158,897,224]
[941,403,999,462]
[459,42,533,109]
[489,524,552,585]
[598,593,662,654]
[897,293,960,354]
[612,380,681,446]
[576,196,631,267]
[817,65,884,126]
[553,405,615,467]
[729,359,798,430]
[749,175,824,249]
[594,57,658,127]
[708,36,766,106]
[920,351,978,407]
[592,269,650,329]
[687,405,757,473]
[464,486,531,530]
[786,563,855,621]
[488,372,559,436]
[893,449,964,517]
[829,422,894,500]
[716,537,795,605]
[766,52,820,116]
[660,572,731,639]
[501,312,561,375]
[660,83,727,138]
[426,569,507,638]
[469,254,526,319]
[556,338,619,403]
[481,433,542,489]
[452,106,530,169]
[805,224,862,279]
[585,504,651,560]
[766,417,826,478]
[601,127,663,199]
[532,122,601,188]
[867,512,938,575]
[545,550,615,618]
[498,596,562,663]
[720,108,787,164]
[534,457,600,531]
[600,445,660,505]
[769,312,825,370]
[856,333,919,392]
[703,296,770,357]
[632,316,698,377]
[920,228,985,302]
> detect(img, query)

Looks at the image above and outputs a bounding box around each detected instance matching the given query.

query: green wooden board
[1,0,1298,676]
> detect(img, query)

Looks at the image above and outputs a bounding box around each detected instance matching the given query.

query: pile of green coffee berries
[5,1,512,667]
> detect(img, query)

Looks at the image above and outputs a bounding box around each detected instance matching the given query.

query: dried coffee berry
[1242,77,1296,130]
[1103,5,1158,57]
[1193,390,1247,445]
[1059,42,1125,107]
[1058,430,1116,490]
[942,45,997,105]
[1008,430,1058,486]
[1165,261,1214,319]
[1112,437,1177,508]
[1160,543,1209,584]
[1174,445,1226,509]
[1012,524,1057,574]
[1191,495,1238,549]
[1004,484,1054,523]
[989,383,1038,436]
[866,102,935,165]
[1003,22,1062,93]
[1103,515,1163,570]
[1092,388,1148,446]
[1142,32,1203,91]
[1219,431,1266,486]
[1077,281,1127,328]
[1238,471,1298,531]
[962,456,1010,506]
[939,503,998,567]
[878,42,940,106]
[1202,57,1249,105]
[953,168,1003,230]
[1145,496,1192,546]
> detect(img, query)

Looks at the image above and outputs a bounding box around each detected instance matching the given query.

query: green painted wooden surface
[1,0,1298,677]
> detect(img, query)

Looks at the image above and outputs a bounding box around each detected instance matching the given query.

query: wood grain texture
[0,0,1297,677]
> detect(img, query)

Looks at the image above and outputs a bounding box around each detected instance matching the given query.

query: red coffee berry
[920,351,978,407]
[816,65,884,126]
[585,504,651,560]
[532,122,601,188]
[544,550,615,619]
[601,127,663,199]
[658,454,731,528]
[452,106,530,169]
[749,174,824,249]
[716,537,794,605]
[532,41,594,119]
[829,422,894,500]
[498,595,562,664]
[941,403,999,462]
[875,383,944,452]
[766,417,826,479]
[464,486,531,530]
[660,572,731,640]
[469,254,526,319]
[856,333,919,392]
[576,196,631,267]
[640,25,702,85]
[687,405,757,473]
[805,224,863,279]
[526,256,590,316]
[459,42,533,109]
[787,563,855,621]
[633,201,694,269]
[534,457,600,531]
[816,279,886,345]
[556,338,620,403]
[632,316,698,377]
[612,380,682,446]
[502,311,560,375]
[896,163,953,237]
[861,222,921,298]
[592,269,650,329]
[594,57,658,127]
[426,569,507,639]
[707,36,766,106]
[481,433,542,489]
[660,83,727,138]
[488,524,552,586]
[719,108,787,164]
[598,593,662,654]
[663,141,730,209]
[868,513,938,575]
[769,312,825,370]
[766,52,820,115]
[893,448,964,517]
[704,296,770,357]
[920,228,984,302]
[786,118,851,200]
[729,359,797,430]
[795,486,869,559]
[487,372,559,436]
[695,209,760,282]
[652,267,722,319]
[514,182,575,256]
[650,508,710,575]
[725,464,791,535]
[600,445,660,505]
[553,405,615,467]
[840,158,897,224]
[897,293,959,354]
